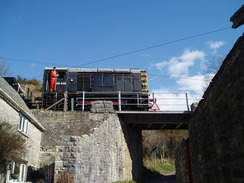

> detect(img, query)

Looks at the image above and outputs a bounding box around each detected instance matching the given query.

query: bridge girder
[117,111,191,130]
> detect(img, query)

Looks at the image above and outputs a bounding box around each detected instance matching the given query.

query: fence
[69,91,201,112]
[151,92,202,112]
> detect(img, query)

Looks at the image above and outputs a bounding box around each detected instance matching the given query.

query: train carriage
[42,67,149,111]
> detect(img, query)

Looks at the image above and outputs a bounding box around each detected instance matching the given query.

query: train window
[93,74,102,86]
[103,74,113,86]
[57,71,66,79]
[77,74,91,91]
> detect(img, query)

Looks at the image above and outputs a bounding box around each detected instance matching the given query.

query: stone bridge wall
[176,34,244,182]
[32,102,143,182]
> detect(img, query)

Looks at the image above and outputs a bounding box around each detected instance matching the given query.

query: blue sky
[0,1,243,109]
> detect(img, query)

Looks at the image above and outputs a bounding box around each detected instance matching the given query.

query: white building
[0,77,44,183]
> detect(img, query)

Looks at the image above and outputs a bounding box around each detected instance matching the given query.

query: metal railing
[73,91,149,111]
[69,91,201,112]
[150,92,202,112]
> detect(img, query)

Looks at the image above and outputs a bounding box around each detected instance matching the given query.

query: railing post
[63,91,68,112]
[71,98,74,111]
[185,93,190,111]
[82,91,85,111]
[118,91,121,111]
[137,93,139,107]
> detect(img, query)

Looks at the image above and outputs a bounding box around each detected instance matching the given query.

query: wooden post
[44,98,65,111]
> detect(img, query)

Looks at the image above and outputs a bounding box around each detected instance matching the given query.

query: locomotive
[42,67,150,111]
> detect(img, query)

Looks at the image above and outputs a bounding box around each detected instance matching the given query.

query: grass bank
[144,158,175,175]
[113,158,175,183]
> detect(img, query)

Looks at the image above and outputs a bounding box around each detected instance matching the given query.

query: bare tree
[0,123,26,181]
[142,130,188,160]
[204,55,224,75]
[142,130,167,158]
[203,55,225,89]
[0,60,10,76]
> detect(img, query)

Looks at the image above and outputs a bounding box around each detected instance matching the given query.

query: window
[19,164,26,182]
[6,162,26,183]
[103,74,113,86]
[18,115,29,134]
[57,71,66,79]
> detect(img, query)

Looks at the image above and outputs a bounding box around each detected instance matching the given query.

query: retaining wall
[33,101,143,182]
[176,34,244,182]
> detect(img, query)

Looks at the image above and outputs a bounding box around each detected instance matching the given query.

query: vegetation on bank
[113,129,181,183]
[144,158,175,176]
[17,75,42,99]
[113,158,175,183]
[113,181,136,183]
[142,130,188,159]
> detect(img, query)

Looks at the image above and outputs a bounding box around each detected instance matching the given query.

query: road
[145,172,176,183]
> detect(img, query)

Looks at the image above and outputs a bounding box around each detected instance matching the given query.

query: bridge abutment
[33,102,144,182]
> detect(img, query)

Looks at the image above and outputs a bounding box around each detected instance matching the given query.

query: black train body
[42,67,149,111]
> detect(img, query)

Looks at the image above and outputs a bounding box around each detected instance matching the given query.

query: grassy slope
[113,159,175,183]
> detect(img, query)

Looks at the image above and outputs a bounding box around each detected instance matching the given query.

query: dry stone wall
[176,34,244,182]
[33,102,143,182]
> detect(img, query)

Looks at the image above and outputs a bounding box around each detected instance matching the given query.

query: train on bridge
[42,67,151,111]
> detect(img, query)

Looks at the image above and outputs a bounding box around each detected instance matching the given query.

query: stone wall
[176,34,244,182]
[175,138,190,183]
[0,97,21,128]
[33,103,143,182]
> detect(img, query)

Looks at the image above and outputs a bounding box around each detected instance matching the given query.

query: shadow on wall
[26,163,54,183]
[121,122,144,181]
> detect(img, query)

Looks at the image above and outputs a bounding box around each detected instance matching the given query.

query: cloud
[150,49,209,111]
[152,49,205,77]
[150,88,201,111]
[208,41,225,49]
[149,72,216,111]
[151,49,207,93]
[153,61,168,70]
[176,75,206,93]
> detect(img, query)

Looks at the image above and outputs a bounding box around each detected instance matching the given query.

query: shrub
[0,123,26,174]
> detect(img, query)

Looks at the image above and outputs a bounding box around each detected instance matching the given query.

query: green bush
[112,159,175,183]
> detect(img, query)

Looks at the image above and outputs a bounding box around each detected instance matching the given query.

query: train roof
[44,67,146,73]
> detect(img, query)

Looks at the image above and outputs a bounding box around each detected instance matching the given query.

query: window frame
[6,162,26,183]
[18,115,29,135]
